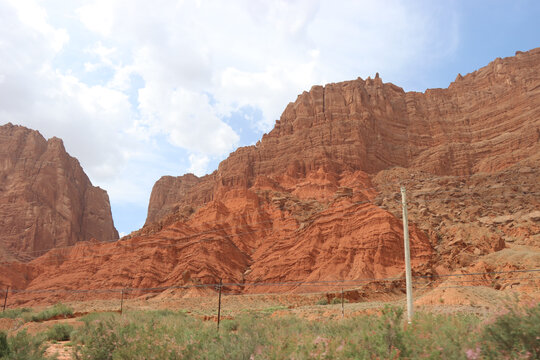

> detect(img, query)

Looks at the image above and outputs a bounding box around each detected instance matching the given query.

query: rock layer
[2,48,540,305]
[147,48,540,226]
[0,123,118,261]
[1,170,433,304]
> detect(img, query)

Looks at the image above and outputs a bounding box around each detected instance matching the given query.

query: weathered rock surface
[2,48,540,305]
[1,170,433,304]
[0,123,118,261]
[147,48,540,226]
[372,163,540,272]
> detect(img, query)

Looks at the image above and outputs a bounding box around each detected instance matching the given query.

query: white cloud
[0,0,133,183]
[0,0,462,233]
[4,0,69,52]
[85,41,117,67]
[187,154,210,177]
[138,86,239,155]
[76,0,115,37]
[74,0,460,133]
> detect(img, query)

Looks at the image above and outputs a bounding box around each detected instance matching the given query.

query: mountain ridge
[145,47,540,228]
[1,48,538,305]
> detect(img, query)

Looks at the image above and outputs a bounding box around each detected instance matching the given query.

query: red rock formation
[146,174,201,225]
[3,48,540,305]
[1,169,433,304]
[0,123,118,262]
[148,48,540,226]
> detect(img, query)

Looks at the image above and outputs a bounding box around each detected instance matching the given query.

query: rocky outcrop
[3,49,540,305]
[147,48,540,226]
[0,123,118,261]
[1,170,433,304]
[146,174,201,225]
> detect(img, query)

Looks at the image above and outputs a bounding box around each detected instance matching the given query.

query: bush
[331,296,347,305]
[0,308,32,320]
[405,311,479,359]
[72,318,123,360]
[315,298,328,305]
[26,303,73,322]
[361,306,408,358]
[3,330,47,360]
[64,302,538,359]
[0,331,8,357]
[45,323,74,342]
[481,302,540,358]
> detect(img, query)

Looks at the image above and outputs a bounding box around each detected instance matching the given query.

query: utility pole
[401,186,414,323]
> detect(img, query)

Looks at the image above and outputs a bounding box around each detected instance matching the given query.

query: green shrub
[331,296,347,305]
[0,331,9,357]
[64,302,538,359]
[72,318,123,360]
[360,305,408,358]
[4,330,47,360]
[405,311,480,359]
[45,323,74,342]
[26,303,73,322]
[79,311,117,324]
[0,308,32,320]
[315,298,328,305]
[481,302,540,358]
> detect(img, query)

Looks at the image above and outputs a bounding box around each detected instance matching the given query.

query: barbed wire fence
[2,269,538,330]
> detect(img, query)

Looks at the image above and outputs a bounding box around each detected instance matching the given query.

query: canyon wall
[0,123,118,261]
[147,48,540,226]
[2,48,539,304]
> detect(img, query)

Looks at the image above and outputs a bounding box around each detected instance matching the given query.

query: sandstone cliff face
[2,49,539,305]
[0,123,118,261]
[148,48,540,225]
[1,170,433,303]
[146,174,201,225]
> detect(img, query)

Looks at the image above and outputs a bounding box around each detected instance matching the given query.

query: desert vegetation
[0,301,538,359]
[0,303,73,323]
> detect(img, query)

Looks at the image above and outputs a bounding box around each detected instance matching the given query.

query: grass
[0,303,73,324]
[315,298,328,305]
[0,308,32,320]
[25,303,73,322]
[256,305,288,314]
[0,330,46,360]
[0,302,538,359]
[70,302,538,359]
[45,323,74,342]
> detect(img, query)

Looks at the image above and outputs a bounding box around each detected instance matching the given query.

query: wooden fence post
[217,279,222,331]
[2,286,8,312]
[341,288,344,318]
[120,289,124,315]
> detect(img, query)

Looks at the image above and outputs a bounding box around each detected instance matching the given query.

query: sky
[0,0,539,236]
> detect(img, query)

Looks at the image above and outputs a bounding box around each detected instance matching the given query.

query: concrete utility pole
[401,186,414,323]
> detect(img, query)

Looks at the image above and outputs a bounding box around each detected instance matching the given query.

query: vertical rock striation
[147,48,540,227]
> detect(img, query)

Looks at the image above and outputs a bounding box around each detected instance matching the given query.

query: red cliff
[147,48,540,226]
[0,123,118,262]
[2,48,539,304]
